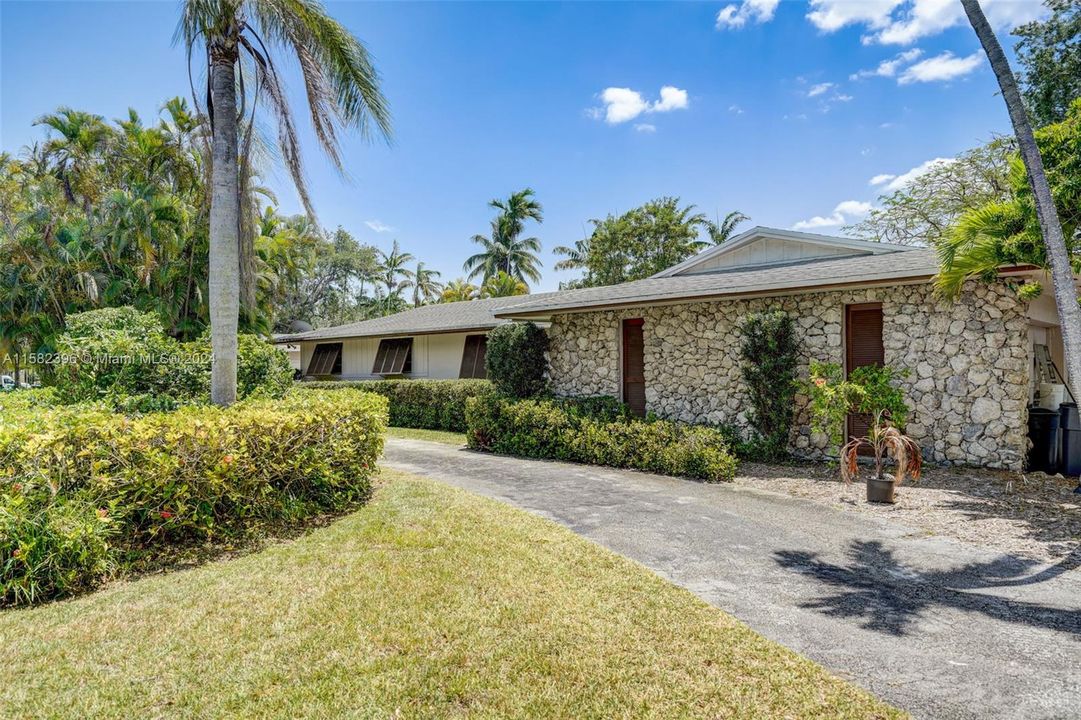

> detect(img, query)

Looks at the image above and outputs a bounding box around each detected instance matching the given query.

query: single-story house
[492,226,1069,471]
[278,294,555,381]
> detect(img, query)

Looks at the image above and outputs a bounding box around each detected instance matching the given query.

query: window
[373,338,413,375]
[459,335,488,379]
[307,342,342,376]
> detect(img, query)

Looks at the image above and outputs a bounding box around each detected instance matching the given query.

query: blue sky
[0,0,1048,291]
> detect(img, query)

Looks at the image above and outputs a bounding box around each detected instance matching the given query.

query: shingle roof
[496,249,942,318]
[278,293,559,342]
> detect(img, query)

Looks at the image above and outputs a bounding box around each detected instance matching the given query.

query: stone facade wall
[547,280,1032,470]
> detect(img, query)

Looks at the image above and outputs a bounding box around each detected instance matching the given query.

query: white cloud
[809,0,1046,46]
[653,86,689,112]
[833,93,854,102]
[728,104,745,114]
[792,199,873,230]
[716,0,780,29]
[592,86,690,124]
[898,50,982,84]
[807,82,835,97]
[634,123,656,133]
[849,48,923,80]
[872,157,956,192]
[364,220,395,233]
[807,0,902,33]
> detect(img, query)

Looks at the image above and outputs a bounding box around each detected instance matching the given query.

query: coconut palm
[463,188,543,284]
[961,0,1081,391]
[552,237,589,272]
[377,240,415,298]
[410,261,443,307]
[707,210,750,245]
[178,0,391,405]
[441,278,478,303]
[480,271,528,298]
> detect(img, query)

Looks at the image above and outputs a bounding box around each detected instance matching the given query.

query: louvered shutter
[622,319,646,417]
[307,343,342,376]
[373,338,413,375]
[459,335,487,379]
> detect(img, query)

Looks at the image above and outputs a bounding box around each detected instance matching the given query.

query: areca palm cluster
[0,101,214,371]
[463,188,543,287]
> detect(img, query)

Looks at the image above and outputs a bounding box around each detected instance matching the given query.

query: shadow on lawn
[773,540,1081,637]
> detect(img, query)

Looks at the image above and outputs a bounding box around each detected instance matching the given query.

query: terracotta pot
[866,477,896,504]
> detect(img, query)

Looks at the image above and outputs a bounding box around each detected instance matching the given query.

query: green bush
[485,322,549,398]
[739,311,800,460]
[49,307,292,408]
[465,394,737,482]
[297,379,493,432]
[0,389,386,605]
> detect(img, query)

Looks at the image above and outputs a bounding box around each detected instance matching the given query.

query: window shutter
[373,338,413,375]
[307,343,342,376]
[845,303,884,446]
[459,335,488,379]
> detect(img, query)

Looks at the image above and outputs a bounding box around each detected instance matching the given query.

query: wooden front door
[622,318,646,417]
[845,303,884,443]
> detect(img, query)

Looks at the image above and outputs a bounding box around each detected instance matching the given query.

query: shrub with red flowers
[0,389,387,606]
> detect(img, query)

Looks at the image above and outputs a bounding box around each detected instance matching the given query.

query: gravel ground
[734,461,1081,561]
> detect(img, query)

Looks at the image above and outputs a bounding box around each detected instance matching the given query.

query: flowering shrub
[298,378,493,432]
[465,394,736,482]
[0,389,386,605]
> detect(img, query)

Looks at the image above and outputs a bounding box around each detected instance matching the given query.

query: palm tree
[377,240,415,299]
[179,0,391,405]
[552,237,589,272]
[707,210,750,245]
[410,261,443,307]
[961,0,1081,392]
[441,278,478,303]
[481,271,528,298]
[463,188,543,284]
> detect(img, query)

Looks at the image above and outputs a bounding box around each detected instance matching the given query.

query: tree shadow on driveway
[773,541,1081,637]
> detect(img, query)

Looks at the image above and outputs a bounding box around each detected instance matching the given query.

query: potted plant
[807,363,922,503]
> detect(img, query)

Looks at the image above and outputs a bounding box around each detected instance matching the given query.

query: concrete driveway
[382,437,1081,720]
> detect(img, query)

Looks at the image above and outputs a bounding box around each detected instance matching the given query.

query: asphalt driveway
[382,437,1081,720]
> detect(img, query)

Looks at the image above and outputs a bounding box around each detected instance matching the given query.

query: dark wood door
[622,318,646,417]
[845,303,884,443]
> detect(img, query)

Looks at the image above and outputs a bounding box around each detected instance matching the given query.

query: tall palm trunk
[962,0,1081,392]
[208,37,240,406]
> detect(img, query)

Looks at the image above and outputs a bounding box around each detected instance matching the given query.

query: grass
[386,425,467,446]
[0,470,903,719]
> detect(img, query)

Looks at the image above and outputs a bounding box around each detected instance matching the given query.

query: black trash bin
[1028,406,1061,473]
[1060,402,1081,477]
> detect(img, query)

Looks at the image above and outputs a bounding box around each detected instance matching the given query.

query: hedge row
[0,389,387,606]
[297,379,493,432]
[465,395,737,482]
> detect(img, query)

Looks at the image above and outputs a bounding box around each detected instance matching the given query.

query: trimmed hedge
[465,395,737,482]
[0,389,386,605]
[297,379,493,432]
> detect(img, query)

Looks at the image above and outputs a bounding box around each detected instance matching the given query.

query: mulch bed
[735,461,1081,562]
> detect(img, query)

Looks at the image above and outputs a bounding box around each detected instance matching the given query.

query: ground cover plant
[0,469,903,719]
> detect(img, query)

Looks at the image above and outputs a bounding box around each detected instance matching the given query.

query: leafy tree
[410,261,443,307]
[179,0,391,405]
[846,139,1015,246]
[464,188,543,284]
[1014,0,1081,128]
[961,0,1081,391]
[480,271,528,298]
[562,197,710,287]
[441,278,478,303]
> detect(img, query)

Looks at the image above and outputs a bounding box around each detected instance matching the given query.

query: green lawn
[386,425,467,446]
[0,470,903,719]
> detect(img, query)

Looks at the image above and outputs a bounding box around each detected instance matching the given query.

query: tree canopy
[1014,0,1081,128]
